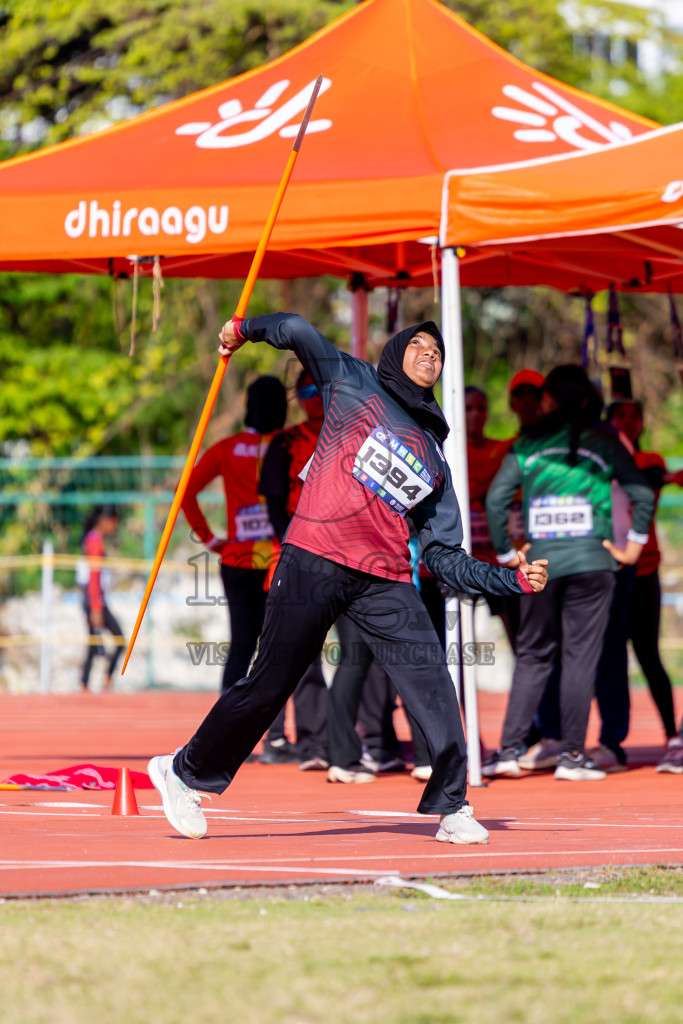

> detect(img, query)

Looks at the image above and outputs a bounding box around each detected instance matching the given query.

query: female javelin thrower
[149,313,548,843]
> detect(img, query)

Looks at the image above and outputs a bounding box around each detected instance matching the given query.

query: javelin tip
[293,74,325,152]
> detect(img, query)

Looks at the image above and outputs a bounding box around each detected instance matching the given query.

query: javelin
[121,74,324,674]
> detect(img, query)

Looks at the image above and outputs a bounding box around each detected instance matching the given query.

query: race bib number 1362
[528,495,593,539]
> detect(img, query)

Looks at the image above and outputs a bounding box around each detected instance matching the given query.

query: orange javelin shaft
[121,75,324,674]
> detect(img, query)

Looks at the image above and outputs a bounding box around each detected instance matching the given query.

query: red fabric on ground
[3,763,154,790]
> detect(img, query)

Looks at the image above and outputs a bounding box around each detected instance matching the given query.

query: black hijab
[245,375,287,434]
[377,321,449,444]
[522,364,603,465]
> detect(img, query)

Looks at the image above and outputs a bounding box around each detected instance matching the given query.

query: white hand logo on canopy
[175,78,332,149]
[492,81,633,151]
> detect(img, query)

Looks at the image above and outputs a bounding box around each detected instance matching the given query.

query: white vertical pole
[440,247,482,786]
[440,250,464,700]
[40,539,54,694]
[350,275,369,360]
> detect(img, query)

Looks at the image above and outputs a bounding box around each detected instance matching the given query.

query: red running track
[0,689,681,897]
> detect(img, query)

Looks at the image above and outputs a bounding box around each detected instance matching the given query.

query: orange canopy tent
[441,120,683,293]
[0,0,655,291]
[437,122,683,576]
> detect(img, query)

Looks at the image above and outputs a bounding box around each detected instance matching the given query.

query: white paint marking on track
[0,806,432,824]
[0,860,388,877]
[30,802,108,808]
[349,810,437,818]
[0,810,112,817]
[1,847,682,875]
[2,806,682,832]
[507,819,683,830]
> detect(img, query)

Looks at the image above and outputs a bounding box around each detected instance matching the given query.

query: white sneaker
[327,764,376,784]
[518,739,562,770]
[481,750,521,778]
[361,751,405,773]
[148,754,207,839]
[656,736,683,773]
[436,806,489,845]
[554,752,606,781]
[410,765,433,782]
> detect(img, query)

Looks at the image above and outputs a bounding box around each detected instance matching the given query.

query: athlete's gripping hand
[218,316,246,358]
[517,548,549,593]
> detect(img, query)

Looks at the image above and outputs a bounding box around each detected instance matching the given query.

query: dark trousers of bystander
[329,574,447,771]
[219,565,268,692]
[500,570,616,754]
[594,564,638,762]
[81,602,124,688]
[328,613,376,769]
[175,545,468,815]
[629,570,677,739]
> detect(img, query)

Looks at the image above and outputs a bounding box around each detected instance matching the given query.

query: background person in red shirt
[258,370,329,769]
[464,386,517,649]
[79,504,123,691]
[607,400,683,773]
[506,369,565,769]
[465,386,512,566]
[181,376,287,695]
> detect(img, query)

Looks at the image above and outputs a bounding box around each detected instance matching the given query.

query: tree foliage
[0,0,354,146]
[1,0,677,149]
[1,0,683,468]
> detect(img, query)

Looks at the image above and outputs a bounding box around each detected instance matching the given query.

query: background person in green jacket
[483,365,655,782]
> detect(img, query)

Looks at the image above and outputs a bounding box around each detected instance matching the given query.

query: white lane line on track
[1,847,682,873]
[2,808,682,831]
[349,810,436,818]
[0,861,387,877]
[507,820,683,829]
[1,801,433,820]
[0,811,110,817]
[22,802,108,809]
[0,809,411,824]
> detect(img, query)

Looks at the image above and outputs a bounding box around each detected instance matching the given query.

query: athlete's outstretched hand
[517,548,549,592]
[218,318,246,357]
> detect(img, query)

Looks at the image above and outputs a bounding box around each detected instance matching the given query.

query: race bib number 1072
[353,426,435,515]
[235,503,274,543]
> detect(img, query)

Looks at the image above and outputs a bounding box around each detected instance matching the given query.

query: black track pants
[219,565,268,693]
[175,545,468,814]
[81,603,123,687]
[500,570,615,754]
[629,570,677,738]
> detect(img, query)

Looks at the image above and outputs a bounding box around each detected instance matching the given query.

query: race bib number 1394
[353,426,435,515]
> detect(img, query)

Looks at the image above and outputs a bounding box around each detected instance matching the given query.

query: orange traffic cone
[111,767,139,816]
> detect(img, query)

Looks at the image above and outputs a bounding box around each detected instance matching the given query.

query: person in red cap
[508,369,544,430]
[501,369,545,643]
[464,386,516,649]
[465,386,512,566]
[504,367,563,768]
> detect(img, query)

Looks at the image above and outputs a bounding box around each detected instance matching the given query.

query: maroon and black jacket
[238,313,531,597]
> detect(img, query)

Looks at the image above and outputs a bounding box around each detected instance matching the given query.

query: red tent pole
[121,75,324,675]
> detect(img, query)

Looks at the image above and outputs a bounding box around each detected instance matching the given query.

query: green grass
[1,868,683,1024]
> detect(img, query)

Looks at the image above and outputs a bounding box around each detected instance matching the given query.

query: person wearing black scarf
[377,321,449,445]
[149,312,548,847]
